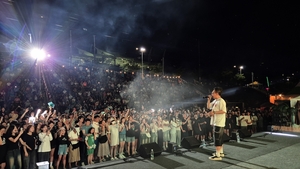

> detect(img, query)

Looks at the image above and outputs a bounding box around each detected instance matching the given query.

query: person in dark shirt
[181,113,189,139]
[6,125,27,169]
[192,114,201,141]
[198,112,207,142]
[132,120,140,153]
[49,121,57,169]
[21,125,37,169]
[0,108,7,117]
[126,117,136,156]
[224,113,231,136]
[0,125,7,169]
[56,127,69,169]
[230,111,239,132]
[204,114,213,141]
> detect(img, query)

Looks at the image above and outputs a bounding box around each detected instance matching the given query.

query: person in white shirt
[118,117,126,159]
[38,124,53,162]
[239,112,248,130]
[91,111,100,159]
[68,127,80,168]
[251,113,258,133]
[109,120,119,160]
[28,112,36,124]
[246,112,253,134]
[206,87,227,161]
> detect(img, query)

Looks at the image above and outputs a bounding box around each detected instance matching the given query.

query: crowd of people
[0,61,274,169]
[0,104,273,169]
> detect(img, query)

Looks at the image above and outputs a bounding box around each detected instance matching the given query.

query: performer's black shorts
[214,126,224,146]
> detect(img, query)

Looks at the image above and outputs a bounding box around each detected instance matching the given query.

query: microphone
[203,96,210,99]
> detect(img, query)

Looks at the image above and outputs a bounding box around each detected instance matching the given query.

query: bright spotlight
[140,47,146,52]
[30,48,46,60]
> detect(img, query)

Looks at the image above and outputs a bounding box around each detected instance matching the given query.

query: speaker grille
[139,142,162,158]
[181,137,200,149]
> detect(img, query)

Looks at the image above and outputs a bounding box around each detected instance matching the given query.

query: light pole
[239,66,244,74]
[140,47,146,78]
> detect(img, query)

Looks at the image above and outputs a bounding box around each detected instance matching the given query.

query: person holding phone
[21,125,37,169]
[6,125,26,169]
[38,124,53,162]
[56,127,69,169]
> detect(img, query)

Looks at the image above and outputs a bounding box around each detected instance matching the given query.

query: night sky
[0,0,299,82]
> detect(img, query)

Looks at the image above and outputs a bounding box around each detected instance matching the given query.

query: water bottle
[150,149,154,160]
[236,131,240,143]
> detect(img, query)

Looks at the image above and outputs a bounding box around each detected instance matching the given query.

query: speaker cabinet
[231,132,238,140]
[181,136,200,149]
[139,142,162,158]
[167,142,178,153]
[239,129,252,138]
[222,134,231,142]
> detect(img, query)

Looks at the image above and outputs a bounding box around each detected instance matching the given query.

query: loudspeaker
[238,129,252,138]
[139,142,162,158]
[222,134,231,142]
[181,136,200,149]
[167,142,178,153]
[231,132,238,140]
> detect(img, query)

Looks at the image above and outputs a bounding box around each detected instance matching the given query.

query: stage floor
[74,131,300,169]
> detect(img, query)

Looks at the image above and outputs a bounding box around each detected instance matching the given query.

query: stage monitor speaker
[239,129,252,138]
[222,134,231,142]
[231,132,238,140]
[181,136,200,149]
[139,142,162,158]
[167,142,178,153]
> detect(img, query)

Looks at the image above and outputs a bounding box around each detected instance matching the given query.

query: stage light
[30,48,46,60]
[140,47,146,52]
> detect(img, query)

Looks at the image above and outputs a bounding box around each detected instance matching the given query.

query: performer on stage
[206,87,227,160]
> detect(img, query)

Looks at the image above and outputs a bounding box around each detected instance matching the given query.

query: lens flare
[30,48,46,60]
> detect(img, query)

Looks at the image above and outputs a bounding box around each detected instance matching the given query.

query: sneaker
[81,162,85,166]
[114,157,119,160]
[212,153,225,157]
[111,157,115,161]
[209,155,222,160]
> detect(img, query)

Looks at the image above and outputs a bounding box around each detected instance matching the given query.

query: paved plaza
[75,131,300,169]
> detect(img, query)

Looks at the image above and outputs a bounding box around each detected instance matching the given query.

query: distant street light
[239,66,244,74]
[137,47,146,78]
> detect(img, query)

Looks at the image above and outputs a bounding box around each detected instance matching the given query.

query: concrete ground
[75,131,300,169]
